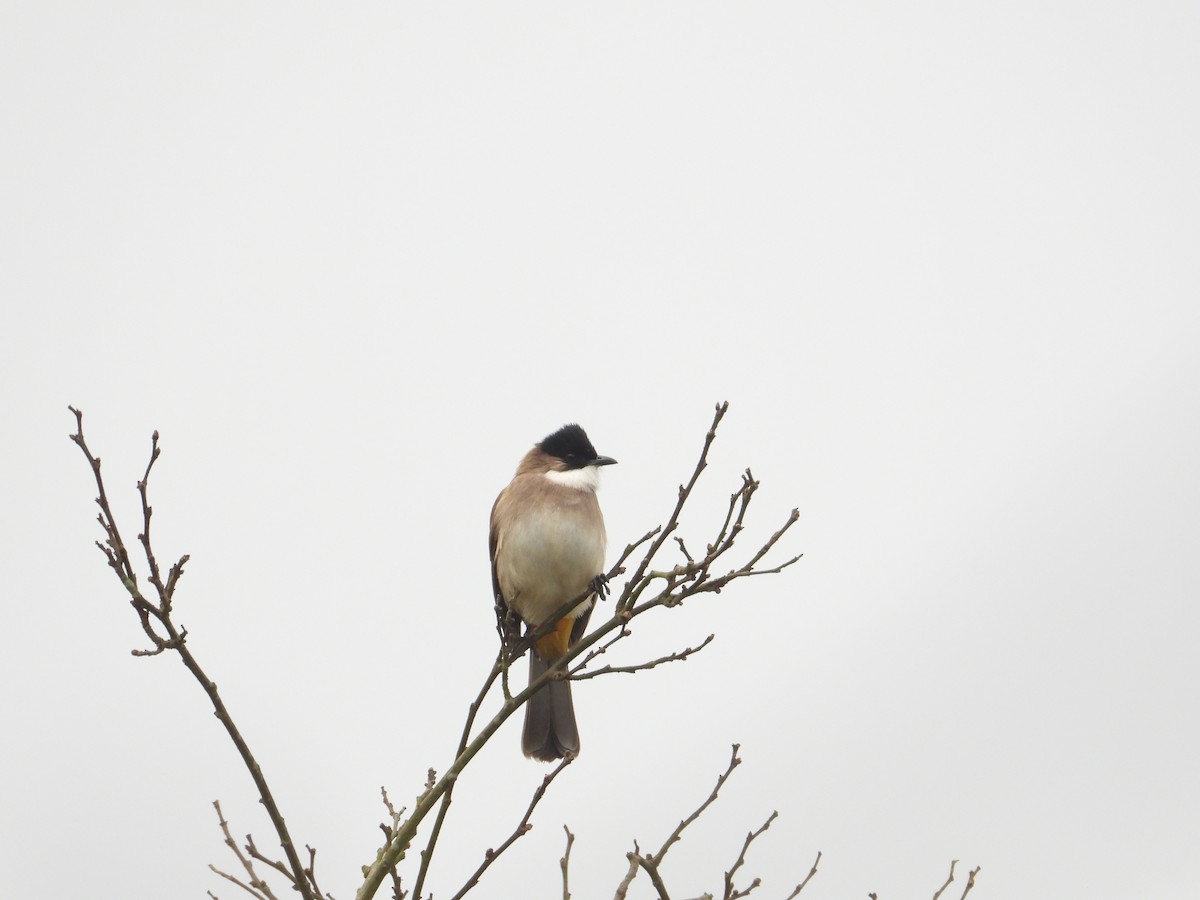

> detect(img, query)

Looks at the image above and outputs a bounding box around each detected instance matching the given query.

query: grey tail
[522,654,579,761]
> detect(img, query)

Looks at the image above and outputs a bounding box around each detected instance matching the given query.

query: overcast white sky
[3,3,1198,898]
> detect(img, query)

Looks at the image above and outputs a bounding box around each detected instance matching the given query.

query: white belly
[498,504,605,627]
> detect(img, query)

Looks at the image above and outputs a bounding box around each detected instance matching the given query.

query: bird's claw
[495,594,523,650]
[592,573,611,601]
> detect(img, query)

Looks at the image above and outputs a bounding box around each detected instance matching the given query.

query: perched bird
[489,424,617,761]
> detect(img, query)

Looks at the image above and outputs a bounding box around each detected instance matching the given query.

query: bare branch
[736,507,801,575]
[673,536,694,564]
[245,834,294,886]
[631,848,672,900]
[210,801,279,900]
[68,406,137,585]
[75,401,819,900]
[566,622,633,673]
[136,429,166,602]
[70,402,960,900]
[412,661,503,899]
[69,410,314,900]
[208,865,270,900]
[655,744,742,865]
[782,851,821,899]
[448,758,574,900]
[614,843,643,900]
[722,811,776,899]
[706,469,756,567]
[959,866,981,900]
[932,860,959,900]
[930,860,982,900]
[610,527,662,576]
[561,825,575,900]
[302,845,335,900]
[618,401,730,615]
[65,400,796,900]
[376,788,406,899]
[569,635,715,681]
[611,745,806,900]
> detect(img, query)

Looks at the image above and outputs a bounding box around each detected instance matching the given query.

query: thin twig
[69,410,314,900]
[210,801,279,900]
[360,593,719,895]
[632,850,672,900]
[674,536,694,563]
[411,661,503,899]
[208,865,269,900]
[932,860,958,900]
[959,866,981,900]
[655,744,742,864]
[706,470,755,565]
[136,430,166,603]
[737,508,801,575]
[244,835,294,885]
[609,528,661,578]
[447,757,574,900]
[569,635,715,681]
[618,402,730,614]
[722,811,777,899]
[561,826,575,900]
[782,851,821,898]
[614,843,643,900]
[377,787,406,900]
[303,845,332,900]
[567,622,633,672]
[614,745,746,900]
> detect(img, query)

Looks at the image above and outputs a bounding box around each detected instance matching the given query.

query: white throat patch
[544,465,601,492]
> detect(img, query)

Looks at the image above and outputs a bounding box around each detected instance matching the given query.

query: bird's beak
[592,455,618,467]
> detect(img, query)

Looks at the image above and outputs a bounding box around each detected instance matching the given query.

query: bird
[489,424,617,761]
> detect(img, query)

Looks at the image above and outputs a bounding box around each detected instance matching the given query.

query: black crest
[539,424,599,468]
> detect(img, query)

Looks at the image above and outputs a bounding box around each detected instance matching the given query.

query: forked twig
[960,865,981,900]
[615,745,743,899]
[722,810,777,899]
[376,787,407,899]
[619,402,731,611]
[209,801,279,900]
[569,634,715,681]
[68,409,314,900]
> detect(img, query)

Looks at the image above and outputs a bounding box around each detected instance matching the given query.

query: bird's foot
[592,573,611,601]
[494,595,523,651]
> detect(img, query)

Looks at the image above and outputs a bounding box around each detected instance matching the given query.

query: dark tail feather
[522,654,579,761]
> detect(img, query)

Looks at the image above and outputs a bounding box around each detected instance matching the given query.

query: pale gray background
[2,3,1197,898]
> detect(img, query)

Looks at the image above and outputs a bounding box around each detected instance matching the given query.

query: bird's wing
[488,492,505,608]
[569,602,594,646]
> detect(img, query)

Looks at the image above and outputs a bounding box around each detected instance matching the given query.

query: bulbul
[489,424,617,761]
